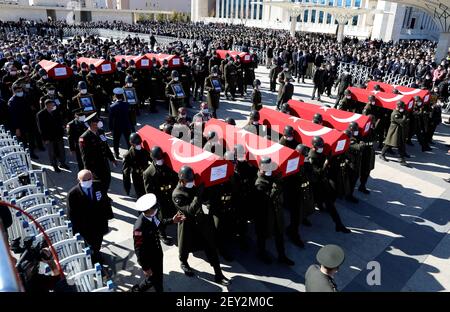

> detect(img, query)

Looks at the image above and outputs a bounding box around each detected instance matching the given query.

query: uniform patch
[95,191,102,201]
[100,134,107,142]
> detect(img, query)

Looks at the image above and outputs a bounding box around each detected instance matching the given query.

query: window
[304,10,309,22]
[219,0,222,18]
[354,0,361,7]
[237,0,241,18]
[410,17,416,29]
[328,0,334,5]
[337,0,342,6]
[345,0,351,7]
[259,1,263,19]
[311,10,316,23]
[319,11,324,23]
[327,13,332,24]
[253,3,257,19]
[352,16,358,25]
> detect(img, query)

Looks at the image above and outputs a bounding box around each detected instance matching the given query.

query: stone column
[436,32,450,62]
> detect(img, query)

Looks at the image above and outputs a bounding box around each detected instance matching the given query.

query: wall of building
[131,0,191,13]
[0,7,48,21]
[91,10,133,22]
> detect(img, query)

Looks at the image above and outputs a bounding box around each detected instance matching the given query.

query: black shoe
[30,153,39,160]
[302,218,312,227]
[257,251,273,264]
[231,97,236,101]
[400,160,411,167]
[379,155,389,162]
[115,154,122,160]
[53,165,61,173]
[345,195,359,203]
[278,255,295,266]
[214,275,230,286]
[443,178,450,183]
[358,186,370,194]
[59,163,70,170]
[180,262,195,277]
[336,225,351,233]
[160,236,173,246]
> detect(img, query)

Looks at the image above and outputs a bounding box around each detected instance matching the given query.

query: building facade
[191,0,440,41]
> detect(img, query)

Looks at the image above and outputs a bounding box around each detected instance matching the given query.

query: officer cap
[151,146,163,160]
[312,113,323,124]
[284,125,294,137]
[78,81,87,90]
[224,150,235,161]
[249,110,260,122]
[206,131,216,141]
[368,95,376,101]
[38,68,47,76]
[344,89,351,95]
[234,144,246,161]
[312,136,324,148]
[113,87,124,95]
[178,165,195,182]
[280,103,290,114]
[44,98,55,106]
[171,70,179,78]
[225,117,236,126]
[343,129,353,138]
[316,244,345,269]
[295,144,310,157]
[135,193,158,212]
[125,76,134,84]
[129,59,136,66]
[129,133,142,145]
[84,112,100,124]
[348,121,358,132]
[253,79,261,87]
[396,100,405,109]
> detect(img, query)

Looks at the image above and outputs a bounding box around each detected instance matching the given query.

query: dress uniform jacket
[360,129,376,177]
[79,129,115,194]
[143,163,178,218]
[384,109,408,148]
[251,88,262,111]
[308,150,335,202]
[204,75,221,111]
[253,172,284,240]
[305,264,337,292]
[67,181,111,243]
[67,117,88,171]
[172,184,218,263]
[122,146,152,198]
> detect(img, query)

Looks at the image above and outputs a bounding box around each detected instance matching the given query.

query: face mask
[417,102,422,106]
[23,70,30,74]
[264,171,272,176]
[135,144,142,150]
[164,65,169,68]
[117,67,122,71]
[80,179,93,188]
[353,131,359,136]
[174,77,179,81]
[91,70,96,74]
[185,181,195,188]
[202,109,208,113]
[73,71,78,75]
[48,90,55,95]
[15,92,24,97]
[80,89,88,94]
[43,75,48,80]
[153,64,157,67]
[213,73,218,77]
[346,96,352,99]
[126,83,133,87]
[286,136,294,141]
[10,71,17,76]
[316,147,323,153]
[97,121,104,129]
[78,115,86,122]
[370,101,375,105]
[252,121,259,125]
[399,109,404,113]
[156,159,164,166]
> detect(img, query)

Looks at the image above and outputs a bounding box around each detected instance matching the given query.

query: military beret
[316,244,345,269]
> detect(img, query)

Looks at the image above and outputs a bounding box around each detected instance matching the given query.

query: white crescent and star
[169,137,214,163]
[297,126,332,137]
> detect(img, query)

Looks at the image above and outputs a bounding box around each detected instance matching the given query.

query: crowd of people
[1,18,449,293]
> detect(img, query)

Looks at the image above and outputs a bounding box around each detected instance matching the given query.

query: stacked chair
[0,125,114,292]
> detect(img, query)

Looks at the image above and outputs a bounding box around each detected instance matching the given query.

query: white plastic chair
[67,263,115,292]
[52,234,86,261]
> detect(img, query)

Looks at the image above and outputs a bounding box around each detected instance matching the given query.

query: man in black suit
[67,169,113,264]
[132,193,185,292]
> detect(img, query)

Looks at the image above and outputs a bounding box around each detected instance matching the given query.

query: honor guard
[67,108,88,171]
[358,115,376,194]
[79,113,118,193]
[143,146,178,245]
[251,79,262,111]
[203,131,225,157]
[312,113,323,125]
[204,65,221,118]
[71,81,96,114]
[165,70,185,117]
[294,144,315,227]
[244,110,266,137]
[132,194,185,292]
[172,166,230,285]
[122,133,152,199]
[224,57,237,100]
[337,89,358,113]
[344,123,365,203]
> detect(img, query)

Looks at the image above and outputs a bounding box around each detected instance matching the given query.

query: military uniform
[305,264,338,292]
[269,64,282,92]
[67,116,88,171]
[149,66,163,111]
[251,87,262,111]
[122,146,152,198]
[204,75,221,118]
[235,60,244,96]
[224,61,237,99]
[381,109,408,159]
[109,99,132,156]
[79,129,115,193]
[133,213,174,292]
[359,129,376,191]
[337,97,358,113]
[165,80,185,117]
[346,137,364,199]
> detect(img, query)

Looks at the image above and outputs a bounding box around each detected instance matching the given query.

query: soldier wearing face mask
[143,146,178,245]
[251,79,262,111]
[67,108,88,171]
[35,68,52,93]
[343,123,365,203]
[193,57,207,102]
[337,89,358,113]
[160,59,171,84]
[379,101,410,167]
[122,133,152,199]
[309,136,351,233]
[148,57,162,113]
[71,81,96,113]
[204,65,221,118]
[165,70,185,117]
[1,65,19,100]
[39,84,64,113]
[408,95,432,152]
[294,144,315,228]
[359,115,377,194]
[172,166,230,285]
[244,109,266,137]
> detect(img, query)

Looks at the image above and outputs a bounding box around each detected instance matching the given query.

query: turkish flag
[114,55,152,69]
[138,125,233,187]
[216,50,252,64]
[366,81,431,104]
[77,57,116,75]
[145,53,183,68]
[258,107,350,156]
[287,99,372,136]
[38,60,72,80]
[348,87,415,111]
[204,118,302,177]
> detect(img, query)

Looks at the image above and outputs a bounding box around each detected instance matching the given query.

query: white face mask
[48,90,55,95]
[399,109,404,113]
[213,73,218,77]
[135,144,142,150]
[80,89,88,94]
[316,147,323,153]
[126,83,133,87]
[353,131,359,136]
[185,181,195,188]
[202,109,209,114]
[156,159,164,166]
[97,121,104,129]
[10,71,17,76]
[16,92,24,97]
[286,136,294,141]
[43,75,48,80]
[264,171,272,176]
[174,77,179,81]
[78,115,86,122]
[252,121,259,125]
[80,179,93,188]
[346,96,352,99]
